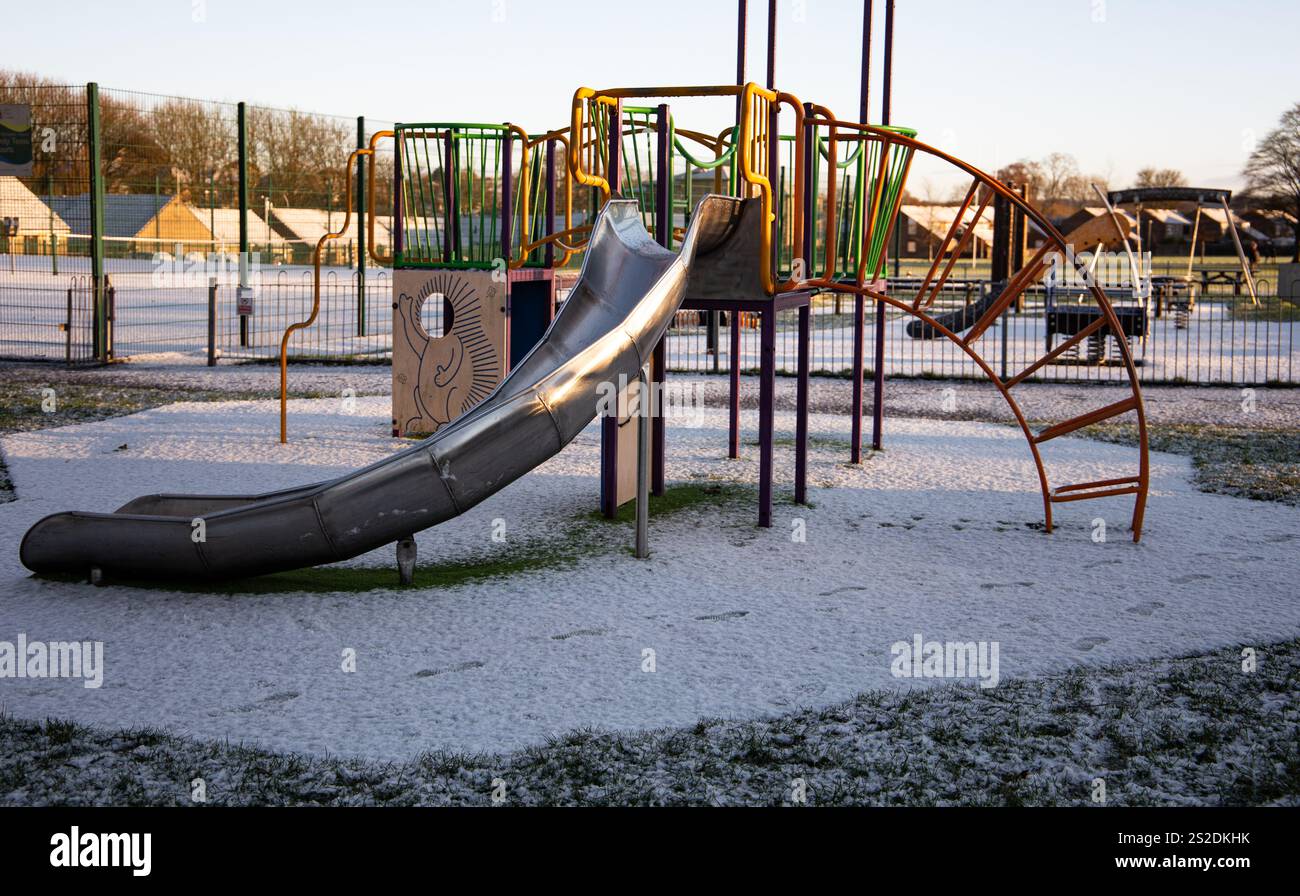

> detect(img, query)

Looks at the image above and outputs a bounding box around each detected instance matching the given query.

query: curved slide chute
[20,198,747,581]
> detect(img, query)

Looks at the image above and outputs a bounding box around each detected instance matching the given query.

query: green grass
[0,381,333,436]
[588,482,749,525]
[1087,421,1300,505]
[5,638,1297,805]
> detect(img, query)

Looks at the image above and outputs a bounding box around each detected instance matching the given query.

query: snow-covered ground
[0,396,1297,763]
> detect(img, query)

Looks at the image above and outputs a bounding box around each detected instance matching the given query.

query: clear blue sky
[10,0,1299,190]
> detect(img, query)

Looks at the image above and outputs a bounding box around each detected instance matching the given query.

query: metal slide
[21,197,755,581]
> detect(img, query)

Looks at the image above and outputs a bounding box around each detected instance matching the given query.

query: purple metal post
[852,294,864,463]
[652,103,670,496]
[795,304,809,504]
[394,131,403,258]
[736,0,748,109]
[797,106,814,503]
[607,99,623,195]
[600,100,625,517]
[443,130,455,263]
[728,316,741,458]
[766,0,779,289]
[870,0,895,453]
[851,2,872,464]
[545,138,556,269]
[758,306,775,527]
[501,127,513,265]
[860,1,873,122]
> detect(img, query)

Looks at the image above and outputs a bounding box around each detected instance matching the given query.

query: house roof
[1074,207,1139,226]
[190,207,273,244]
[0,176,72,233]
[898,203,994,245]
[48,192,181,238]
[1243,208,1298,225]
[1142,208,1192,226]
[269,207,392,244]
[1198,207,1270,241]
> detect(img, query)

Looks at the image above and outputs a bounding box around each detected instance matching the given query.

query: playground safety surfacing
[0,396,1297,761]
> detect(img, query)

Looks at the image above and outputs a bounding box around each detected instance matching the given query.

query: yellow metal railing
[567,83,804,295]
[280,129,393,443]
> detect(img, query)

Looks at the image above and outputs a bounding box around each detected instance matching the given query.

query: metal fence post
[86,82,106,362]
[356,115,367,337]
[237,101,250,348]
[65,287,73,366]
[208,277,218,367]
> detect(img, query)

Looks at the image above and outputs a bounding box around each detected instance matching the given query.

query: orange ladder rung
[1049,475,1143,503]
[1032,396,1139,444]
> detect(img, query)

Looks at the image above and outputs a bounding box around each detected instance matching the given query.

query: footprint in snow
[1125,601,1165,617]
[694,611,749,622]
[1073,636,1109,652]
[551,627,609,640]
[415,660,485,678]
[230,691,300,713]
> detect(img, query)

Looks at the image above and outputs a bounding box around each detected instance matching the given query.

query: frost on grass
[1083,422,1300,506]
[3,640,1295,807]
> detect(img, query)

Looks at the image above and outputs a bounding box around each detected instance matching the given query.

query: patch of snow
[0,396,1296,762]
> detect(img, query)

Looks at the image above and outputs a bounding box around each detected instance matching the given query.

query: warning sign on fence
[0,105,33,176]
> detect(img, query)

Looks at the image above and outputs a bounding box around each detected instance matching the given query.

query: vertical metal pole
[852,293,864,462]
[356,115,367,336]
[650,105,670,496]
[729,311,741,458]
[719,0,745,370]
[758,306,775,527]
[766,0,779,288]
[870,0,895,453]
[607,99,623,196]
[881,0,894,125]
[237,101,250,348]
[207,277,217,367]
[635,365,651,559]
[796,103,813,487]
[544,138,556,269]
[860,0,873,122]
[47,171,58,276]
[86,83,105,362]
[394,127,404,260]
[600,101,625,515]
[501,127,514,371]
[443,130,456,263]
[796,302,809,504]
[850,4,873,464]
[501,127,513,264]
[65,287,72,365]
[737,0,748,102]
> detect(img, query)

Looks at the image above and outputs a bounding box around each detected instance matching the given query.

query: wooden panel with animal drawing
[392,268,508,438]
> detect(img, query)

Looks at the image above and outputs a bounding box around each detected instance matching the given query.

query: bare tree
[1134,167,1187,189]
[1243,102,1300,263]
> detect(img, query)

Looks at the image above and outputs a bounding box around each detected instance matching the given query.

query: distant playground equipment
[905,199,1137,344]
[1043,198,1151,365]
[1105,186,1260,331]
[20,1,1153,585]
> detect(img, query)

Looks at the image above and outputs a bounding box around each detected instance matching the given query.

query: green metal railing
[776,126,917,281]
